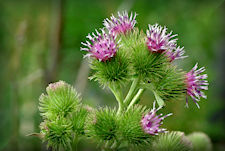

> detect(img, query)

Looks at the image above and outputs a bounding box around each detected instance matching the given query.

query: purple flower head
[103,11,137,35]
[165,46,187,62]
[146,24,177,53]
[185,63,208,108]
[81,29,119,62]
[141,102,172,135]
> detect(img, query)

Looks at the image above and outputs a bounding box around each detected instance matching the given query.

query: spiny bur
[85,107,118,147]
[150,65,186,102]
[71,106,90,136]
[40,118,73,151]
[151,131,193,151]
[118,105,152,149]
[128,30,169,82]
[39,81,80,119]
[90,50,131,88]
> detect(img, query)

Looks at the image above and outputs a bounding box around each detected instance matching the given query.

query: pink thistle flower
[185,63,209,108]
[146,24,177,53]
[141,102,172,135]
[165,46,187,62]
[81,29,119,62]
[103,11,137,35]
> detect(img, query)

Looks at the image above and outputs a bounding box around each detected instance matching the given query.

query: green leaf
[153,91,165,107]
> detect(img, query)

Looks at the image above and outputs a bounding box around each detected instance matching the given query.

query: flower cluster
[81,11,208,108]
[145,23,208,106]
[81,11,136,62]
[185,63,208,108]
[141,102,172,135]
[37,11,210,151]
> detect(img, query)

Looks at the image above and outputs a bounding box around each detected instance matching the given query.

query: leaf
[153,91,165,107]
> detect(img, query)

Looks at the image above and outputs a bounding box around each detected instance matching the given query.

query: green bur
[89,49,131,88]
[39,81,80,119]
[38,81,90,150]
[117,105,152,150]
[151,131,193,151]
[40,118,73,151]
[84,105,153,150]
[151,66,186,102]
[85,108,118,148]
[71,107,89,136]
[187,132,212,151]
[120,29,169,83]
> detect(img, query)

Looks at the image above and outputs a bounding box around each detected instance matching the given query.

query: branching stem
[127,88,145,111]
[124,78,140,106]
[109,85,124,115]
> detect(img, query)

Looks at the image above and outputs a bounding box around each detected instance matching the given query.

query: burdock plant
[34,11,211,151]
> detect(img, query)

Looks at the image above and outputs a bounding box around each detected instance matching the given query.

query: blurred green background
[0,0,224,150]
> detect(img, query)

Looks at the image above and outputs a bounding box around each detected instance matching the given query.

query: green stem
[127,89,145,111]
[104,141,110,150]
[109,85,123,115]
[124,78,140,106]
[72,136,78,151]
[114,142,121,150]
[111,141,121,150]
